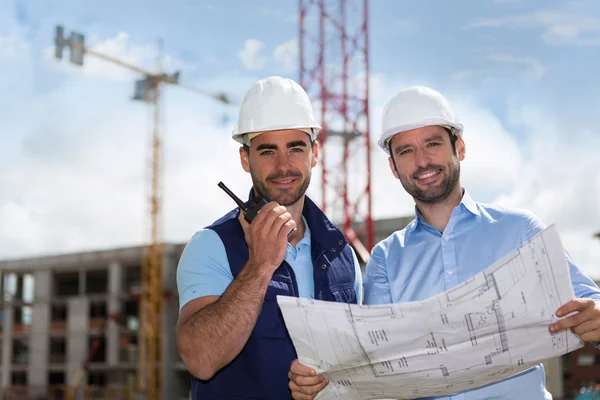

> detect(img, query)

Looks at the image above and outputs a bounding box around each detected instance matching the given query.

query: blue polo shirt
[177,216,363,308]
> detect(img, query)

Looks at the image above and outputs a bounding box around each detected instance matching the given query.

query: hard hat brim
[232,126,321,145]
[378,119,463,156]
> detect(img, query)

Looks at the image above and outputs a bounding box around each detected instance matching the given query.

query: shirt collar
[407,187,479,233]
[460,188,480,217]
[297,215,311,248]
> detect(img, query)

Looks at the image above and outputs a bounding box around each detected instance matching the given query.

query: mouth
[269,177,299,188]
[414,169,442,184]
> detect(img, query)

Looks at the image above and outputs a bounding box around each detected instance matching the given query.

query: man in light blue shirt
[288,86,600,400]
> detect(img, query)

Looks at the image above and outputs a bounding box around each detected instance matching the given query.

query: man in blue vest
[175,76,363,400]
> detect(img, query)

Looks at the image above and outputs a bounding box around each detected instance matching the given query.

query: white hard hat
[232,76,322,145]
[378,86,463,155]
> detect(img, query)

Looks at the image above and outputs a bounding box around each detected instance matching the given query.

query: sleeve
[363,245,393,305]
[176,229,234,310]
[523,212,600,348]
[523,212,600,302]
[349,246,364,304]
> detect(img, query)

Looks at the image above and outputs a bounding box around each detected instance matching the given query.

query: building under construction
[0,242,189,400]
[0,216,597,400]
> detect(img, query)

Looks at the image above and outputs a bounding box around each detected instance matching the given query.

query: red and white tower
[299,0,374,261]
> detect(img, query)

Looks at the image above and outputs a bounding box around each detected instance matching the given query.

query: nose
[413,147,431,168]
[275,152,292,171]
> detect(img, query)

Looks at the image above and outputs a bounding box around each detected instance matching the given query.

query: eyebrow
[255,140,308,151]
[393,134,445,155]
[424,134,445,143]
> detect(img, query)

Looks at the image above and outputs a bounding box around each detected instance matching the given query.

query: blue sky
[1,0,599,278]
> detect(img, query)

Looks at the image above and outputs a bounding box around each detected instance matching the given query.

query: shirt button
[448,271,453,275]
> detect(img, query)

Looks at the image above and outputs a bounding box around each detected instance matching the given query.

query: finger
[260,203,288,231]
[556,298,595,318]
[249,201,281,225]
[290,360,317,376]
[271,211,294,236]
[289,380,313,400]
[289,372,324,387]
[579,329,600,342]
[290,385,315,400]
[572,317,600,336]
[551,305,596,333]
[551,310,591,333]
[289,378,329,398]
[279,218,297,239]
[238,211,250,231]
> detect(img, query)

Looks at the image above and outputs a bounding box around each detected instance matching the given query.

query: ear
[388,156,399,180]
[239,147,251,173]
[456,136,466,161]
[311,141,319,168]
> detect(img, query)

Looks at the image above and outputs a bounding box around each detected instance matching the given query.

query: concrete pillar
[28,270,52,386]
[544,357,564,399]
[15,275,24,300]
[67,297,89,384]
[161,247,179,400]
[1,306,14,387]
[79,270,86,295]
[107,262,122,382]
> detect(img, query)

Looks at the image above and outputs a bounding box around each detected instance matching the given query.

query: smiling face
[387,125,465,205]
[239,129,319,206]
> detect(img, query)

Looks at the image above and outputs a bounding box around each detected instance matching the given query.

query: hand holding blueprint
[277,225,583,399]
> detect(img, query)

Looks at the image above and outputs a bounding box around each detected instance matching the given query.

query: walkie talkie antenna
[218,182,247,210]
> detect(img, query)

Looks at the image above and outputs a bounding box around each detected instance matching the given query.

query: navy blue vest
[192,192,358,399]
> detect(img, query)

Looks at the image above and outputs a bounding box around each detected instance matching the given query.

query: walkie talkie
[217,181,296,237]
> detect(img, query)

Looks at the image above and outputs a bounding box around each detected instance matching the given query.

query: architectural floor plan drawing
[278,225,583,400]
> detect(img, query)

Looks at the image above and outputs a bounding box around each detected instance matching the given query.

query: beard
[250,168,311,206]
[399,160,460,205]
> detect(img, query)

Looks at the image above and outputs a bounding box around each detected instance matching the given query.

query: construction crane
[54,25,234,400]
[299,0,374,262]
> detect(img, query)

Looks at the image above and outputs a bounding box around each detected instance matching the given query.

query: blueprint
[277,225,583,399]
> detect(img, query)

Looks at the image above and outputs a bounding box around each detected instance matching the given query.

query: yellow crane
[54,25,234,400]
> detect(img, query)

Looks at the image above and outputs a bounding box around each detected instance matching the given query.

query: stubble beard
[400,161,460,205]
[250,169,311,207]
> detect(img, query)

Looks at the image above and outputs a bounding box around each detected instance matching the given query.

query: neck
[415,185,463,232]
[284,196,306,247]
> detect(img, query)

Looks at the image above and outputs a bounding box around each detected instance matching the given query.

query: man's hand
[288,360,329,399]
[550,298,600,341]
[239,201,296,273]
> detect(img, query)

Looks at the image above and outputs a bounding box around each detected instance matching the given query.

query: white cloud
[452,52,545,81]
[0,53,248,260]
[452,70,475,80]
[0,34,28,61]
[273,39,298,73]
[453,101,523,192]
[46,31,197,82]
[0,91,248,259]
[492,104,600,279]
[392,18,421,33]
[237,39,266,70]
[467,11,600,46]
[237,38,299,73]
[487,53,546,79]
